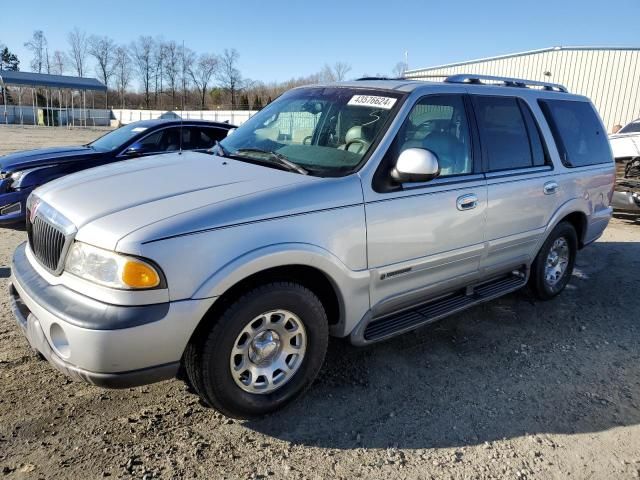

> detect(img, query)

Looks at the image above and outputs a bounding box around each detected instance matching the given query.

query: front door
[365,94,487,315]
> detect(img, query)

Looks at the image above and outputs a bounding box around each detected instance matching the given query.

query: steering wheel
[344,139,368,153]
[302,135,312,145]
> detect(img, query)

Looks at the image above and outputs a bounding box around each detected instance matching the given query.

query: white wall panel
[406,48,640,130]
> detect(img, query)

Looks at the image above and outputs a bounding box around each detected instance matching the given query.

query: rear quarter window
[538,99,612,167]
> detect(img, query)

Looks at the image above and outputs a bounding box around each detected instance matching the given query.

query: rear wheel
[184,282,328,418]
[529,221,577,300]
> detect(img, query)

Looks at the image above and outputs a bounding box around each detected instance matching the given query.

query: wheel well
[193,265,342,339]
[561,212,587,248]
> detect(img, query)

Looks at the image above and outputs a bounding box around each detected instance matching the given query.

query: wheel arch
[190,243,370,339]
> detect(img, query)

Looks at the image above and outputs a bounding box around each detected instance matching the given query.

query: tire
[529,221,578,300]
[184,282,329,418]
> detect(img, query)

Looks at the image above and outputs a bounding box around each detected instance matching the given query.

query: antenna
[179,40,185,155]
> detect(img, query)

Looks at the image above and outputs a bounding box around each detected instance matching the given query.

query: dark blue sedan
[0,119,236,227]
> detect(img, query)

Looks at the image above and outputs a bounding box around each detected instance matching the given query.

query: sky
[2,0,639,86]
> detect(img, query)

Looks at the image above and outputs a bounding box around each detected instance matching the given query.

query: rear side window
[539,99,611,167]
[473,96,547,171]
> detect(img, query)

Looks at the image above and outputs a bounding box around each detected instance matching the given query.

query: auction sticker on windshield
[348,95,397,110]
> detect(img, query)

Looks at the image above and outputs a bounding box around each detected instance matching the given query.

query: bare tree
[392,61,407,78]
[153,40,166,109]
[180,46,195,109]
[51,51,66,75]
[320,61,352,82]
[130,36,155,109]
[24,30,47,73]
[163,41,181,108]
[332,61,352,81]
[67,28,89,77]
[88,35,115,105]
[113,46,132,109]
[217,48,242,108]
[190,53,218,110]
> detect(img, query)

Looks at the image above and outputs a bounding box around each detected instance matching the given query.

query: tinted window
[396,95,472,177]
[474,96,536,171]
[619,121,640,134]
[200,127,228,148]
[539,99,612,167]
[135,128,181,153]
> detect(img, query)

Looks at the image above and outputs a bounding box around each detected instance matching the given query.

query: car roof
[300,78,588,101]
[128,119,236,129]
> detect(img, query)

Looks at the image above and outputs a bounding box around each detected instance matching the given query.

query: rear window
[539,99,612,167]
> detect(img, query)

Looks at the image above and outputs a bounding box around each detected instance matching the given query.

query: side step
[363,271,527,342]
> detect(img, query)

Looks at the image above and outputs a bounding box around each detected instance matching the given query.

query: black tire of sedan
[186,282,329,418]
[529,221,578,300]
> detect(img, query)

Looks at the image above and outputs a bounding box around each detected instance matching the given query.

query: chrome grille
[28,216,66,271]
[25,198,76,275]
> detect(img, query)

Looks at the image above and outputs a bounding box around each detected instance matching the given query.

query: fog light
[50,323,70,358]
[0,202,21,216]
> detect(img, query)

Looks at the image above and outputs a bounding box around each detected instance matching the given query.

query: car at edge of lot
[0,119,236,227]
[8,76,615,418]
[609,118,640,211]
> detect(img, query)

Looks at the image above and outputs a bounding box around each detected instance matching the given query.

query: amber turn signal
[121,260,160,289]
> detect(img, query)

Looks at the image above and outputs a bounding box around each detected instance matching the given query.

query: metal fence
[112,109,258,126]
[1,105,111,127]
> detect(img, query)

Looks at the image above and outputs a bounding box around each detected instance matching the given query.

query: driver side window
[399,95,472,177]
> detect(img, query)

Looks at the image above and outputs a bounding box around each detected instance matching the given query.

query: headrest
[345,126,364,144]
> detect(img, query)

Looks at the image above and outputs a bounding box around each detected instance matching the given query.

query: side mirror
[123,145,141,157]
[391,148,440,183]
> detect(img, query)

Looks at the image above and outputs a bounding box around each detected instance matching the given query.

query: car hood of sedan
[33,151,362,251]
[0,145,100,171]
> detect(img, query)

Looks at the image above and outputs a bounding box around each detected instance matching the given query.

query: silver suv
[9,75,615,418]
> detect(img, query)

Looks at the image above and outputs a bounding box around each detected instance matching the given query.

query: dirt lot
[1,126,639,479]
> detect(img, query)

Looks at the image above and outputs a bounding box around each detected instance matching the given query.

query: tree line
[1,30,369,112]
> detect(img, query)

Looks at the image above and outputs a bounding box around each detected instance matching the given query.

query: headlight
[8,166,52,189]
[65,242,162,290]
[10,171,27,185]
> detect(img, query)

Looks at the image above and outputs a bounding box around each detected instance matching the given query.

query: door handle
[544,181,559,195]
[457,194,478,211]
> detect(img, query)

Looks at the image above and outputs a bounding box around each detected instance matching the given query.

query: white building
[405,46,640,131]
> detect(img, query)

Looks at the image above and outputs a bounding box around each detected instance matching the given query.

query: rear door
[471,95,560,276]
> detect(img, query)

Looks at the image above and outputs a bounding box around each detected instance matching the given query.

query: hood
[34,151,358,251]
[0,145,102,171]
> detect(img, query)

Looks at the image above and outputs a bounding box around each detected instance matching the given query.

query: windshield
[619,121,640,134]
[219,87,403,176]
[89,123,152,151]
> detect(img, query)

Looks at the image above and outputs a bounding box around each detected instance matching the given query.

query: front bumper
[9,242,213,388]
[611,190,640,212]
[0,188,29,226]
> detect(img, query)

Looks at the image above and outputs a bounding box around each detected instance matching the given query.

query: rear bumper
[9,242,213,388]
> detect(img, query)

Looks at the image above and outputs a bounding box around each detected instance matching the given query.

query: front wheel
[529,221,578,300]
[185,282,329,418]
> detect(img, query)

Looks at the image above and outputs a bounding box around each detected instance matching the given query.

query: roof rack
[444,74,568,93]
[355,76,393,81]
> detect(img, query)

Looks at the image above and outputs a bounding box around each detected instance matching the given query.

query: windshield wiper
[234,148,308,175]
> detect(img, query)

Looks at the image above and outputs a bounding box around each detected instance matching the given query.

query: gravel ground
[1,126,639,479]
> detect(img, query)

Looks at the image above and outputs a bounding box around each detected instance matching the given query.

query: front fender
[191,242,371,337]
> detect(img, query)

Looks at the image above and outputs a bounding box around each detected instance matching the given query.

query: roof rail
[445,74,568,93]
